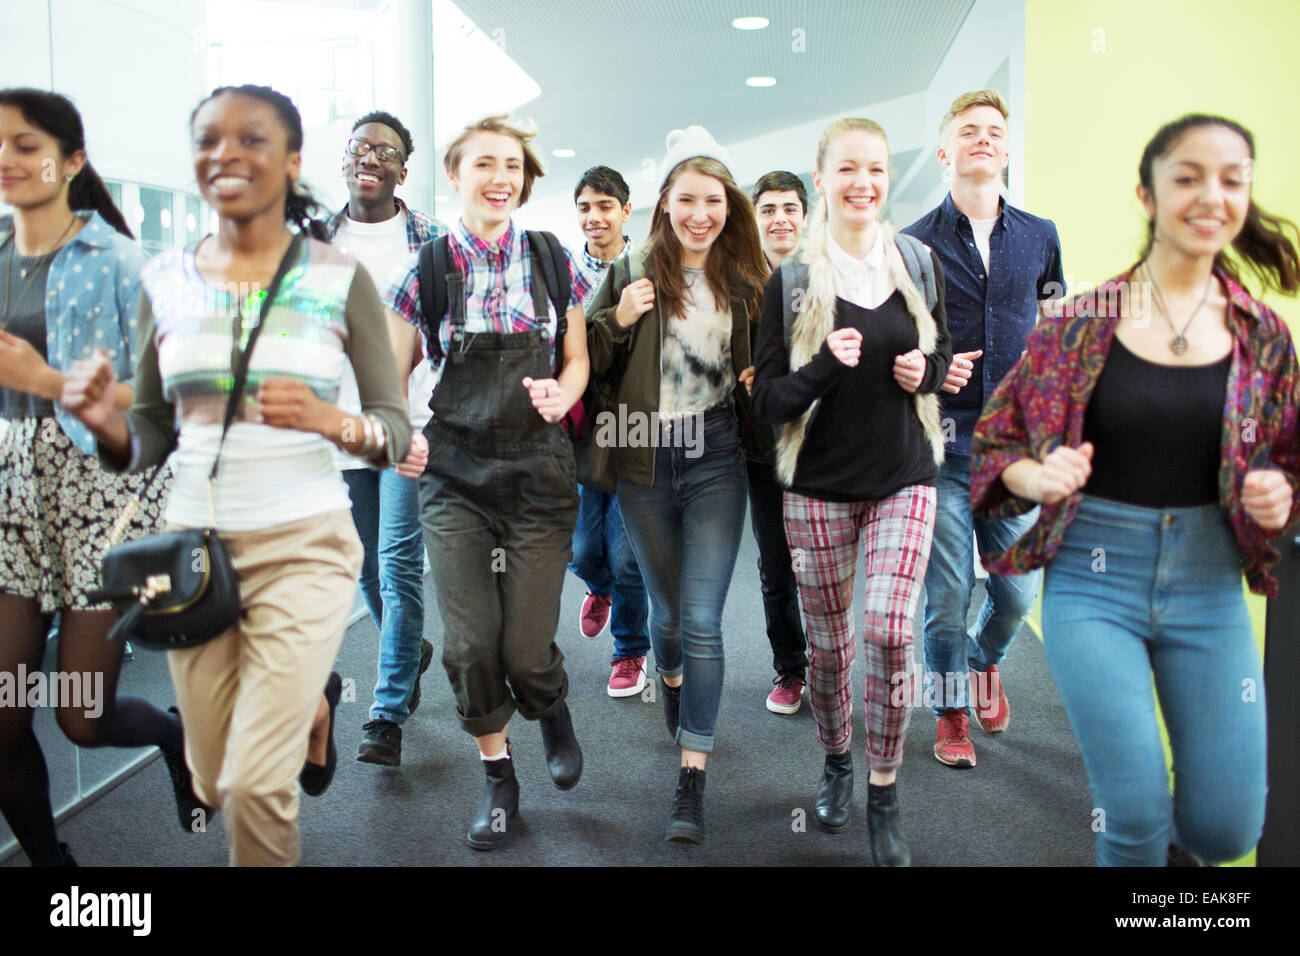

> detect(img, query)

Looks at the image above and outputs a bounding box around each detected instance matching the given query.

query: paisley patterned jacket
[970,268,1300,597]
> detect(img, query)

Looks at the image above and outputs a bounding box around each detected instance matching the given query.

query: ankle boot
[867,781,911,867]
[665,766,706,845]
[662,679,682,742]
[32,842,78,867]
[467,746,520,851]
[815,751,854,833]
[538,701,583,790]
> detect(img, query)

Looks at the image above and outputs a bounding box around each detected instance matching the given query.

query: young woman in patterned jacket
[971,114,1300,867]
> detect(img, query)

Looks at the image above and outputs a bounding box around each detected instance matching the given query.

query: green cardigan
[586,252,775,487]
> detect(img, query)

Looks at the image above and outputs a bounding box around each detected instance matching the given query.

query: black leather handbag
[91,236,301,650]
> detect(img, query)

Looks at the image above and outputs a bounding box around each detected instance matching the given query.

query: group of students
[0,80,1297,868]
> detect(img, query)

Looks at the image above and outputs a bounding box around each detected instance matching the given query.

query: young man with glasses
[567,165,651,698]
[746,171,811,714]
[901,90,1064,769]
[324,111,446,766]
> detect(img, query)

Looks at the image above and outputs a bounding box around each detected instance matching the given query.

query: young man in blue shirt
[567,165,651,698]
[903,90,1064,769]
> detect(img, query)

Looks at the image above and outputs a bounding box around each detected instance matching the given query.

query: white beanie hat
[660,125,734,189]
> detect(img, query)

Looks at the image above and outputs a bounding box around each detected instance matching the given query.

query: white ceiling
[451,0,976,202]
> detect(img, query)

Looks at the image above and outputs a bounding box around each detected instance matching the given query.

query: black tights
[0,593,181,865]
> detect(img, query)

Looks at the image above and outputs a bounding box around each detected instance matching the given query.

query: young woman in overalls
[384,115,590,851]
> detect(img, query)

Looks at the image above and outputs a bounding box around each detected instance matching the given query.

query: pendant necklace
[1144,265,1212,356]
[2,215,79,331]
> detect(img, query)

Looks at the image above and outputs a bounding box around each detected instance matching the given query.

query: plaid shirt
[385,218,590,375]
[323,197,446,257]
[573,236,633,312]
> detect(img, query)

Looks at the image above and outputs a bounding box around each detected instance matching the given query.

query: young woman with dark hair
[63,84,414,866]
[751,118,953,867]
[0,88,202,867]
[971,113,1299,866]
[586,126,768,844]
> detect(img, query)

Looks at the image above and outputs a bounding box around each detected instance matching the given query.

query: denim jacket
[0,210,146,454]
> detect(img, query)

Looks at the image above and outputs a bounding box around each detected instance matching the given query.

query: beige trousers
[166,510,362,866]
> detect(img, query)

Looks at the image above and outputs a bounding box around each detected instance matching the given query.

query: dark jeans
[617,406,747,753]
[569,485,651,661]
[745,458,808,679]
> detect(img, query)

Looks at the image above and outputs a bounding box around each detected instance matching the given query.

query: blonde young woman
[752,118,952,866]
[586,127,768,844]
[383,115,591,851]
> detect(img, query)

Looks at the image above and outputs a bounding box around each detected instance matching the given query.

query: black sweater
[751,260,952,502]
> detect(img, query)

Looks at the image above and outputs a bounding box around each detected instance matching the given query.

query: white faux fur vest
[774,220,946,488]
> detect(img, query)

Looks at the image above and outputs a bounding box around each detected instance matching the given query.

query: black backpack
[416,230,571,375]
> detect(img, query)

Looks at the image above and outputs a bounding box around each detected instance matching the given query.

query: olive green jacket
[586,251,775,487]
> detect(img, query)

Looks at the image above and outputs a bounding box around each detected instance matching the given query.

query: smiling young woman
[63,85,414,867]
[0,87,200,867]
[586,126,769,845]
[382,114,592,851]
[971,113,1300,867]
[751,117,953,866]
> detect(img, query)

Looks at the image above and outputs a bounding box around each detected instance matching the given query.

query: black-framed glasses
[345,138,404,165]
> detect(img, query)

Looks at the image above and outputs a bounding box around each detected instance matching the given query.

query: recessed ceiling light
[746,76,777,87]
[733,16,769,30]
[552,148,576,158]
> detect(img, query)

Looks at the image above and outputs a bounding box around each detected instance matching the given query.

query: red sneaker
[970,664,1010,733]
[607,656,647,698]
[580,591,612,638]
[934,712,976,768]
[765,674,805,714]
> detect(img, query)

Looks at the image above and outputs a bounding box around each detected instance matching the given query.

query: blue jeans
[616,406,747,753]
[922,454,1040,716]
[343,468,427,725]
[569,485,651,662]
[1042,495,1267,867]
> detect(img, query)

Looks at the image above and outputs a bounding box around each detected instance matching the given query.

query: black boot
[1168,843,1210,867]
[467,747,520,851]
[538,701,583,790]
[662,679,681,741]
[665,767,706,845]
[163,707,213,831]
[867,782,910,866]
[32,842,78,868]
[815,751,854,833]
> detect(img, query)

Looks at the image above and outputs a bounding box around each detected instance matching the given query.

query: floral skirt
[0,418,170,613]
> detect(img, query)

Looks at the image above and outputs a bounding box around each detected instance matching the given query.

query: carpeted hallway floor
[3,525,1095,867]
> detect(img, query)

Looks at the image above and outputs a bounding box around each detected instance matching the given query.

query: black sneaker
[164,707,212,833]
[407,639,434,717]
[665,766,706,845]
[357,718,403,766]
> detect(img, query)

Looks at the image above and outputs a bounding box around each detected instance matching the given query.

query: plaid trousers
[783,484,936,772]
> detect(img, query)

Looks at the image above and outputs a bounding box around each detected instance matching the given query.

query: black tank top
[1082,336,1230,507]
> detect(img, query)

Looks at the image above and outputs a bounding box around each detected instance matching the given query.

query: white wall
[1,0,208,194]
